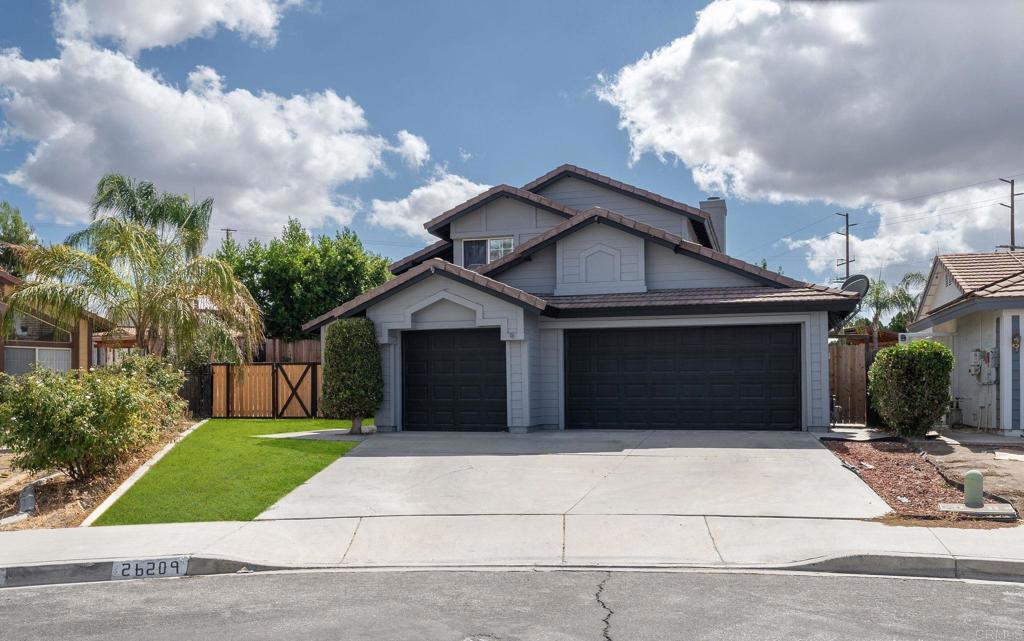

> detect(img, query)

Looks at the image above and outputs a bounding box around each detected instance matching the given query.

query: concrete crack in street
[595,571,614,641]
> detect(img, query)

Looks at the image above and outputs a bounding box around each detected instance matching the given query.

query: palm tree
[6,175,262,363]
[861,272,927,348]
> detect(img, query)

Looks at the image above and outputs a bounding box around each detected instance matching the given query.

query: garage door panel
[565,325,801,430]
[403,329,507,431]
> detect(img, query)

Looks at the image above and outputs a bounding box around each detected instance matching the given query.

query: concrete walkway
[2,514,1023,584]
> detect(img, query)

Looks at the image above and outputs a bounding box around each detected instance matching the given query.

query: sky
[1,0,1023,286]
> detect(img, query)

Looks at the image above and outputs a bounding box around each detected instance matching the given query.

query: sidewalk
[2,514,1023,587]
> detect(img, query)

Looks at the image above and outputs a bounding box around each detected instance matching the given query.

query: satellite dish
[841,274,870,297]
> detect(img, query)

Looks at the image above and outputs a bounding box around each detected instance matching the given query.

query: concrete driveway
[259,430,890,521]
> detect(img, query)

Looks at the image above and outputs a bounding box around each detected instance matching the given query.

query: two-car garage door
[564,325,801,430]
[401,325,802,431]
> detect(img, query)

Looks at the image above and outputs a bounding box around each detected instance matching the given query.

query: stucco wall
[536,175,692,240]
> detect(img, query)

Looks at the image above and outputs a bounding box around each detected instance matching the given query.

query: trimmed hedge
[868,340,953,436]
[321,318,383,433]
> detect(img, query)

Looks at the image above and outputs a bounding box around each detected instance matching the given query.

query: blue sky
[2,1,1022,284]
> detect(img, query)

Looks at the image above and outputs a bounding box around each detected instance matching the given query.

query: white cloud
[392,130,430,169]
[787,186,1011,281]
[56,0,302,55]
[598,0,1024,276]
[369,170,489,240]
[0,41,421,234]
[458,147,472,162]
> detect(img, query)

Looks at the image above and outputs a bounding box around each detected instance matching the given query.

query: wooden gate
[211,363,321,418]
[828,343,867,424]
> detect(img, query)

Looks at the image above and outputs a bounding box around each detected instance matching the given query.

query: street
[1,570,1022,641]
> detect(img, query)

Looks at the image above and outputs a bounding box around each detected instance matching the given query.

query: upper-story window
[464,237,514,268]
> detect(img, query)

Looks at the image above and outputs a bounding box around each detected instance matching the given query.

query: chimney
[699,196,727,252]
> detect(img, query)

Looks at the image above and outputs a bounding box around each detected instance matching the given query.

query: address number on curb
[111,556,188,580]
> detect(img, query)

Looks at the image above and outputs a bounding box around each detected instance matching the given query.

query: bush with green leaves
[321,318,382,434]
[868,340,954,436]
[106,354,186,428]
[0,366,164,481]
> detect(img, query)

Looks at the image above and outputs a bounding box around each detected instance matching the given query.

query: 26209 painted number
[111,557,188,580]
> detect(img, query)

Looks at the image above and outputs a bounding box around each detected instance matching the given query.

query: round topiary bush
[321,317,383,434]
[867,340,953,436]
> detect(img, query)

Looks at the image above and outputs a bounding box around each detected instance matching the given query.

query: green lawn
[94,418,364,526]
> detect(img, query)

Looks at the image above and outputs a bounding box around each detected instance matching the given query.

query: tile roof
[541,286,858,313]
[302,258,547,331]
[423,184,579,237]
[388,239,452,275]
[937,252,1024,292]
[522,164,712,223]
[479,207,847,294]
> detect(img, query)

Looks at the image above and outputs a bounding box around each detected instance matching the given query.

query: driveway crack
[595,571,614,641]
[703,515,725,563]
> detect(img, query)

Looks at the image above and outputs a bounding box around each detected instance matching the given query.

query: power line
[834,212,858,281]
[996,178,1024,251]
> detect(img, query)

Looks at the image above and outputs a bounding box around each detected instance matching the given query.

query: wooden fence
[211,362,322,418]
[828,343,867,424]
[260,338,321,363]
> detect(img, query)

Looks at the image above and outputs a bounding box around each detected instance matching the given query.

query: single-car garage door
[565,325,801,430]
[403,329,507,431]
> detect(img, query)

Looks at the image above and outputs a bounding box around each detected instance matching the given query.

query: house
[305,164,860,432]
[909,252,1024,434]
[0,268,109,374]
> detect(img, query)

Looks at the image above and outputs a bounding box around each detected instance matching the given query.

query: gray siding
[536,175,693,240]
[498,245,557,294]
[555,223,646,295]
[451,196,565,267]
[645,242,760,289]
[533,327,561,427]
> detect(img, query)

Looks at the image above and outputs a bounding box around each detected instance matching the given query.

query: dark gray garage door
[565,325,801,430]
[403,329,507,431]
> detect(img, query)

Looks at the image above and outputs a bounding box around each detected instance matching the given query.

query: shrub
[0,367,162,481]
[106,354,186,428]
[321,318,382,434]
[868,340,954,436]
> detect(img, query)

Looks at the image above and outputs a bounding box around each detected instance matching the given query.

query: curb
[79,419,209,527]
[3,553,1023,589]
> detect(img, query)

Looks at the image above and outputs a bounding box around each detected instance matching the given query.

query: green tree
[862,272,926,347]
[757,258,784,275]
[321,317,383,435]
[6,174,263,364]
[0,201,37,277]
[217,218,390,341]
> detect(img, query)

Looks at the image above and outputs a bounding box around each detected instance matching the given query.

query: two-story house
[305,165,859,432]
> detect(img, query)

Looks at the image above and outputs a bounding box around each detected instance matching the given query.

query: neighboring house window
[11,311,72,342]
[4,346,71,375]
[463,238,514,268]
[945,271,953,287]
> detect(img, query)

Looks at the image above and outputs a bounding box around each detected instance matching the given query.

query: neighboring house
[305,164,860,432]
[909,252,1024,434]
[0,268,109,374]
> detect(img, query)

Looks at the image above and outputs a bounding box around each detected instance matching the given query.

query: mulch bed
[0,420,194,531]
[824,441,966,519]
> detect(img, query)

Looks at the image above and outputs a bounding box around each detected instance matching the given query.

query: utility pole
[997,178,1024,251]
[220,228,237,242]
[834,212,858,281]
